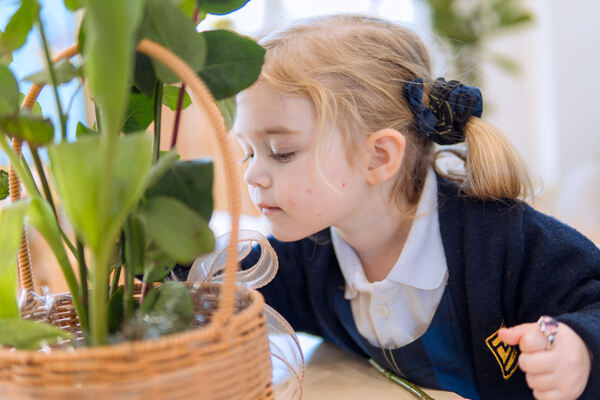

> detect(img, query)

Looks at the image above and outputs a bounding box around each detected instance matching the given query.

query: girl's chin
[268,224,324,243]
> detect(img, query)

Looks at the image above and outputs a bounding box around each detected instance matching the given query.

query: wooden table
[301,338,461,400]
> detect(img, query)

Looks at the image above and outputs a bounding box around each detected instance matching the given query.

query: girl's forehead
[235,84,316,135]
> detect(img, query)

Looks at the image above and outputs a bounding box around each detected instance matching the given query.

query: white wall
[479,0,600,242]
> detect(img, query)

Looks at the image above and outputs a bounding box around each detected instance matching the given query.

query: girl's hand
[498,319,592,400]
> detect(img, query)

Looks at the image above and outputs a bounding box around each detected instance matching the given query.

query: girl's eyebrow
[233,127,304,139]
[263,126,302,135]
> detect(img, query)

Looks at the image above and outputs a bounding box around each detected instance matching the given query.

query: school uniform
[242,172,600,399]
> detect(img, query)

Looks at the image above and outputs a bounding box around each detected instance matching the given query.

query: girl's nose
[243,159,272,188]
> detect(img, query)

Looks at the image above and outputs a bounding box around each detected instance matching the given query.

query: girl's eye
[270,151,295,162]
[239,153,253,163]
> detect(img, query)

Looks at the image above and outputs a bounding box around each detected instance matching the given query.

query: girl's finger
[518,326,548,353]
[532,388,563,400]
[518,351,555,374]
[525,372,556,391]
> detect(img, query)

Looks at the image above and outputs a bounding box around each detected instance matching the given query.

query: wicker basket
[0,39,273,400]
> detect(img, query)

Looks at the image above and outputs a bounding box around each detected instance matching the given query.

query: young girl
[232,14,600,400]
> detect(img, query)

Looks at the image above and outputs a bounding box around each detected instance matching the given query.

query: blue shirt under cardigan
[242,176,600,399]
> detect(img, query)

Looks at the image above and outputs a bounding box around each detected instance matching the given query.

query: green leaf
[0,169,8,200]
[48,134,153,251]
[26,197,76,293]
[84,0,145,137]
[0,31,13,64]
[64,0,87,11]
[198,29,264,100]
[133,53,158,98]
[0,318,74,350]
[195,0,250,15]
[216,96,236,130]
[18,93,43,116]
[107,286,124,334]
[176,0,197,17]
[0,112,54,146]
[141,0,207,84]
[144,281,194,332]
[75,121,98,138]
[142,244,176,283]
[139,196,214,263]
[162,85,192,111]
[146,150,180,189]
[0,0,40,57]
[125,213,146,275]
[23,59,82,86]
[0,200,30,319]
[122,91,154,133]
[145,159,213,221]
[0,64,20,116]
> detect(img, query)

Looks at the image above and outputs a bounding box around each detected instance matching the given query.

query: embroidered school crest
[486,328,520,380]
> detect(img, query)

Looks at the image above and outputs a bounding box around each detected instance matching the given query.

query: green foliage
[140,0,207,84]
[128,281,195,338]
[0,112,54,146]
[84,0,144,137]
[75,121,98,138]
[0,65,20,116]
[0,0,261,348]
[216,97,236,130]
[0,0,40,62]
[139,196,214,263]
[24,60,82,86]
[48,134,153,252]
[198,29,265,100]
[0,201,29,319]
[123,91,155,133]
[0,318,74,349]
[162,85,192,111]
[0,169,8,200]
[145,159,214,221]
[196,0,250,15]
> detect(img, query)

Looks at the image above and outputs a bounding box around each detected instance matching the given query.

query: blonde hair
[259,14,532,205]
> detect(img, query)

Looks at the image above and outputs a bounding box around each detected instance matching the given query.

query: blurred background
[1,0,599,292]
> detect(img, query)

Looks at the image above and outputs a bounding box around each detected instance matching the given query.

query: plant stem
[110,265,122,297]
[152,81,164,161]
[122,218,136,321]
[37,16,68,141]
[31,147,79,260]
[76,238,89,318]
[170,8,199,150]
[30,147,55,213]
[369,359,435,400]
[89,249,110,346]
[170,83,186,149]
[94,104,102,131]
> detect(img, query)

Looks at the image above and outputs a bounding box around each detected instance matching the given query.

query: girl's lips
[257,203,281,216]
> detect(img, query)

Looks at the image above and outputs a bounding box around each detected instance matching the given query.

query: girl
[232,15,600,400]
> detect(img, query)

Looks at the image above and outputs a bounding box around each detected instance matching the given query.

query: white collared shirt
[331,168,448,349]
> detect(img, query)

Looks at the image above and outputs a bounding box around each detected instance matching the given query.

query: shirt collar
[331,168,447,299]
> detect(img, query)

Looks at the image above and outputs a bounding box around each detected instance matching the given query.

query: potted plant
[0,0,271,397]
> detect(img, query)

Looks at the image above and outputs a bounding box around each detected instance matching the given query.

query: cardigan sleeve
[516,206,600,398]
[242,236,323,336]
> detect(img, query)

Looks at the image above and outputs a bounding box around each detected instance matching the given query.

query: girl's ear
[364,128,406,185]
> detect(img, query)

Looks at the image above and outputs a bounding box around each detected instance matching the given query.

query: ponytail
[435,117,533,201]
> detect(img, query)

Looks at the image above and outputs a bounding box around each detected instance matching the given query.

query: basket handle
[12,39,242,331]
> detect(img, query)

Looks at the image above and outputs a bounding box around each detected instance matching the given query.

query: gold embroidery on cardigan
[486,328,520,380]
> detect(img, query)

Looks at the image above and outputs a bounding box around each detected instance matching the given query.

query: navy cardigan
[244,177,600,399]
